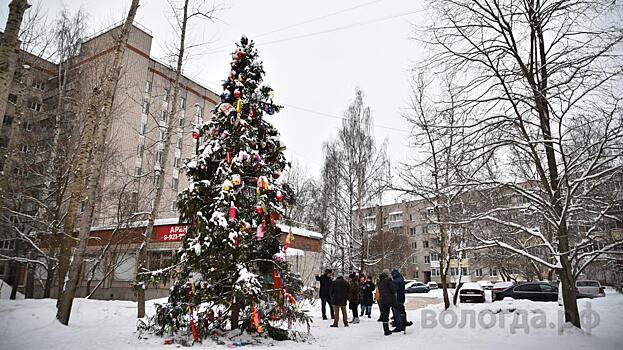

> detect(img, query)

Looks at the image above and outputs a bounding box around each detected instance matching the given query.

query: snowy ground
[1,288,622,350]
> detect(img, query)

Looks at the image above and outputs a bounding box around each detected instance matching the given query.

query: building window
[411,242,417,249]
[423,240,429,248]
[163,88,170,102]
[153,171,160,185]
[427,208,435,217]
[113,256,136,281]
[176,135,182,149]
[29,101,42,112]
[179,96,186,109]
[139,122,146,135]
[475,268,482,277]
[364,216,376,231]
[388,212,403,228]
[409,227,416,236]
[13,167,26,176]
[173,156,180,168]
[144,81,152,94]
[178,116,185,128]
[424,255,430,264]
[431,268,440,277]
[135,166,141,176]
[8,94,17,104]
[23,121,33,131]
[142,98,150,114]
[156,151,163,165]
[489,268,498,277]
[31,79,45,90]
[462,267,469,276]
[137,144,144,156]
[171,177,178,191]
[195,105,203,119]
[79,200,85,213]
[160,110,167,122]
[19,144,31,153]
[430,252,438,261]
[2,115,13,127]
[0,239,16,251]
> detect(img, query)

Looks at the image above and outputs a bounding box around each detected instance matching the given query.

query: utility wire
[205,8,425,55]
[283,104,412,134]
[254,0,385,39]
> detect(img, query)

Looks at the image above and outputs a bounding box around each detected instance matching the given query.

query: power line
[283,103,412,134]
[254,0,385,39]
[205,8,425,55]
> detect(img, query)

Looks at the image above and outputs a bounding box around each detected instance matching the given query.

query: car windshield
[576,281,600,287]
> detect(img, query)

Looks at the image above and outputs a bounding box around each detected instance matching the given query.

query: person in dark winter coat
[390,268,413,332]
[330,274,350,327]
[378,269,397,335]
[348,273,361,324]
[315,269,334,320]
[361,275,375,318]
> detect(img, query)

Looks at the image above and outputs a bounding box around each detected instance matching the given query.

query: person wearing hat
[330,273,350,327]
[315,269,334,320]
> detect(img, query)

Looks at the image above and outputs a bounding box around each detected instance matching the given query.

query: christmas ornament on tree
[155,35,309,341]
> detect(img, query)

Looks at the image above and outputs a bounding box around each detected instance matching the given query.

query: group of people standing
[315,268,413,335]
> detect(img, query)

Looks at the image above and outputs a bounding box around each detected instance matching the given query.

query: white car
[459,282,485,303]
[427,281,438,290]
[477,280,494,290]
[576,280,605,298]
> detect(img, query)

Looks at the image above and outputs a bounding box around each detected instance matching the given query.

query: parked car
[491,281,515,299]
[459,282,485,303]
[427,281,438,290]
[576,280,605,298]
[406,282,430,293]
[494,282,558,302]
[477,280,494,290]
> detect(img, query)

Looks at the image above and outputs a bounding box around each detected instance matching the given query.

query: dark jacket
[361,280,375,306]
[391,269,406,304]
[330,276,350,306]
[348,278,360,304]
[315,273,333,299]
[378,271,397,307]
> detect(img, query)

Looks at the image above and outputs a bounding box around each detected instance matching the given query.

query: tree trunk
[24,250,35,298]
[55,0,141,326]
[136,0,188,318]
[0,64,28,195]
[0,0,30,127]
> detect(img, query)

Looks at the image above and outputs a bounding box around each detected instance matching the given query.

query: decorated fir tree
[155,36,310,341]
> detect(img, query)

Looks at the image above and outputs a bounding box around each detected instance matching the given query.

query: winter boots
[383,322,392,336]
[351,317,360,324]
[392,314,407,333]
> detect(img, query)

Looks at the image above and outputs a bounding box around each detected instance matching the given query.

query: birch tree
[0,0,30,131]
[318,89,389,273]
[135,0,218,318]
[56,0,141,325]
[419,0,623,327]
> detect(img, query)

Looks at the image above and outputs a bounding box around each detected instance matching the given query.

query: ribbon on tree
[251,304,263,334]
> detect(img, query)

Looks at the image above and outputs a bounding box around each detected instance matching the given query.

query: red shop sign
[155,224,190,242]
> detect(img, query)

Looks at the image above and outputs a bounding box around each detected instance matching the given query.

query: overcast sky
[1,0,427,186]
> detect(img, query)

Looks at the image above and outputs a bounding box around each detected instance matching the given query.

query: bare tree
[56,0,141,326]
[318,88,390,273]
[134,0,219,319]
[0,0,30,131]
[418,0,623,327]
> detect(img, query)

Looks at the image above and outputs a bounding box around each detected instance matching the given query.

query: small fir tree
[156,36,310,341]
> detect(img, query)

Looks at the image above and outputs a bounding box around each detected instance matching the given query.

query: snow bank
[0,289,621,349]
